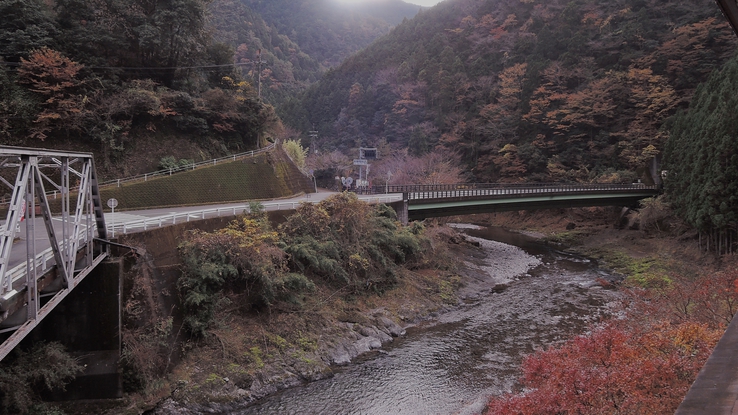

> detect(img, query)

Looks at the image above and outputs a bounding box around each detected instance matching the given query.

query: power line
[0,61,256,70]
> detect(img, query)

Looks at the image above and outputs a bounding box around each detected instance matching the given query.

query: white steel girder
[0,146,108,361]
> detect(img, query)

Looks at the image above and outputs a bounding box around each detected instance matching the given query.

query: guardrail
[0,142,278,206]
[366,183,659,201]
[98,141,277,188]
[3,234,89,295]
[107,194,402,235]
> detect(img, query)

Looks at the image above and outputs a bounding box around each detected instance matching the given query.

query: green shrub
[176,194,431,336]
[282,139,307,171]
[0,342,83,414]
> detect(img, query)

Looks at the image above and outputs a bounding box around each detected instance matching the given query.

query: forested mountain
[209,0,325,106]
[285,0,737,183]
[245,0,423,67]
[0,0,422,176]
[0,0,276,176]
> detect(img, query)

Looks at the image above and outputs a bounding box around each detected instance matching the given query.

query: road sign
[353,159,368,166]
[107,199,118,238]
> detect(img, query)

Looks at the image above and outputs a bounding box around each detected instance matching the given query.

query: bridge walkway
[676,311,738,414]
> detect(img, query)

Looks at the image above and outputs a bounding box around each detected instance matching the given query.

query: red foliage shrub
[486,321,721,414]
[486,263,738,414]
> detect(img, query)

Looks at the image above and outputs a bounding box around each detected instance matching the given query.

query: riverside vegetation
[477,204,738,414]
[103,193,467,414]
[3,199,734,415]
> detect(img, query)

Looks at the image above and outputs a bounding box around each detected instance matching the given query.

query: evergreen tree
[0,0,59,62]
[664,54,738,236]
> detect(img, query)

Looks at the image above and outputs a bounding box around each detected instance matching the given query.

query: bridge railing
[368,183,658,200]
[3,234,89,295]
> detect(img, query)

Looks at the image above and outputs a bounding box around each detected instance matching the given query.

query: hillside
[244,0,423,67]
[0,0,423,179]
[285,0,737,183]
[211,0,423,110]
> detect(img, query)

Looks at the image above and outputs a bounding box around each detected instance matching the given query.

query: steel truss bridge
[0,146,107,361]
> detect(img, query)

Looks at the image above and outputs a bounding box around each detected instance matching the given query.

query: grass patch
[585,248,671,288]
[438,274,462,305]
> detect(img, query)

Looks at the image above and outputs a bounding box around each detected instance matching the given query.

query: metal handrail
[0,142,278,206]
[4,233,89,292]
[98,141,277,188]
[371,182,658,195]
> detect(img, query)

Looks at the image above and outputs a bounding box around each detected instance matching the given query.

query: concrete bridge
[373,183,659,224]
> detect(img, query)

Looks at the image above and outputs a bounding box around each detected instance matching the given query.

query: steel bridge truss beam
[0,146,108,361]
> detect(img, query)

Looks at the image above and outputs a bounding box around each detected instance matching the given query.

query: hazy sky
[405,0,444,6]
[336,0,444,6]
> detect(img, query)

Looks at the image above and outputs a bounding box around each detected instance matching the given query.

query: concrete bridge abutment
[33,258,123,400]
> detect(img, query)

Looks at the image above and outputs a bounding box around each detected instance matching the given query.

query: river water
[237,225,620,415]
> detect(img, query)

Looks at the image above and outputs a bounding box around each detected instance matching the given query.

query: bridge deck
[383,183,659,221]
[676,311,738,414]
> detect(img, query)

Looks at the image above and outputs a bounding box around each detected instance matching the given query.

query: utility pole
[256,49,263,101]
[255,49,265,148]
[308,129,318,154]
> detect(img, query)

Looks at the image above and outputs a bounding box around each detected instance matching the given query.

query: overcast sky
[405,0,444,6]
[336,0,445,7]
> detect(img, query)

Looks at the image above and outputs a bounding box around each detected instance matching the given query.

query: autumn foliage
[486,265,738,414]
[294,0,736,183]
[17,47,86,140]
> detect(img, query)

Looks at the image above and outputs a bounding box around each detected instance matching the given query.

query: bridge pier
[390,199,409,226]
[32,258,123,400]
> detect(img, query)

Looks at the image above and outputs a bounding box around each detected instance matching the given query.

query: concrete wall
[34,258,124,400]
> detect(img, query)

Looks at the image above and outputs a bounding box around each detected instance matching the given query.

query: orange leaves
[497,63,527,107]
[18,47,84,96]
[17,47,87,140]
[487,266,738,414]
[487,321,719,415]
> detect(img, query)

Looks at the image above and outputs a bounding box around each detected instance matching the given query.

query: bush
[159,156,196,171]
[282,139,307,171]
[0,342,83,414]
[279,194,426,293]
[176,194,430,335]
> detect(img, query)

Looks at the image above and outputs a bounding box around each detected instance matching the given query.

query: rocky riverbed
[152,224,619,415]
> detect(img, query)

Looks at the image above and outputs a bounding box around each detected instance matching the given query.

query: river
[234,225,621,415]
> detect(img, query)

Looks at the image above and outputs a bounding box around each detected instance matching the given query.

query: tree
[16,47,87,140]
[0,342,83,414]
[664,54,738,244]
[54,0,213,87]
[0,0,58,62]
[283,138,308,171]
[486,321,720,414]
[0,63,36,144]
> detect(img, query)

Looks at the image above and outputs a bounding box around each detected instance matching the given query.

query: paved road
[4,190,402,272]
